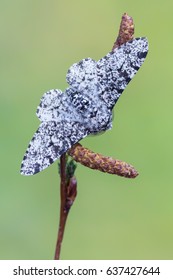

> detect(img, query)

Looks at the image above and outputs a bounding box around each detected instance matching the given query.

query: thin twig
[54,154,77,260]
[54,153,68,260]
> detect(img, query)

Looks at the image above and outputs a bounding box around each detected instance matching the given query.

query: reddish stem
[54,153,68,260]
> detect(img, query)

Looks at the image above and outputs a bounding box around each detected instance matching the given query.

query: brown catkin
[68,144,138,179]
[112,13,134,50]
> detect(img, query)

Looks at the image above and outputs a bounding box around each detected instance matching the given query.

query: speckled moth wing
[20,120,88,175]
[97,37,148,109]
[66,58,97,91]
[36,89,72,122]
[21,88,89,176]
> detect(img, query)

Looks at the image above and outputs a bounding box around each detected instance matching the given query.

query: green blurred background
[0,0,173,260]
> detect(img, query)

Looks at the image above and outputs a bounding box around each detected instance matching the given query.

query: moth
[21,37,148,175]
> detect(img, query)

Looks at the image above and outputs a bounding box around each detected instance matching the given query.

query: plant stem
[54,13,137,259]
[54,153,68,260]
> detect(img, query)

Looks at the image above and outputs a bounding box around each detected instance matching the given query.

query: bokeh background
[0,0,173,260]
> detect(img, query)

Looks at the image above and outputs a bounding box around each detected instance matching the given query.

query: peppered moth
[21,37,148,175]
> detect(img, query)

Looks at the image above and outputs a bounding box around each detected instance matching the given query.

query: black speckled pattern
[21,37,148,175]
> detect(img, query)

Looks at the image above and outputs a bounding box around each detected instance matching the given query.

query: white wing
[21,120,88,175]
[97,37,149,108]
